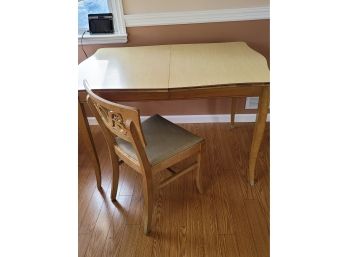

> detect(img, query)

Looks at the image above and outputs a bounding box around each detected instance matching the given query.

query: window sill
[78,32,127,45]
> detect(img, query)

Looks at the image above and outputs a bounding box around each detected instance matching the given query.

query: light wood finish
[78,42,270,186]
[158,163,198,189]
[248,86,270,185]
[169,42,269,88]
[79,123,269,257]
[78,101,102,189]
[195,143,204,193]
[230,98,237,128]
[84,82,205,234]
[78,84,269,185]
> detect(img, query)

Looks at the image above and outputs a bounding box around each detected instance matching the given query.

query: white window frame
[78,0,127,45]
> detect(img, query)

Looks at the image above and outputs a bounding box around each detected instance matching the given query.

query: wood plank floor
[78,123,270,257]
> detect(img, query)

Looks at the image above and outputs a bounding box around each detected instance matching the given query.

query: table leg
[78,100,102,189]
[230,98,237,128]
[248,86,270,185]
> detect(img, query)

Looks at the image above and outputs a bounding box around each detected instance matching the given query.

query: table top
[78,42,269,91]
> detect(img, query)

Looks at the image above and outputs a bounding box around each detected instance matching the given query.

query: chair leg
[110,155,120,201]
[142,175,154,235]
[195,148,204,194]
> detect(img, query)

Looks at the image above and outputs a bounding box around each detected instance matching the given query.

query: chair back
[83,80,146,147]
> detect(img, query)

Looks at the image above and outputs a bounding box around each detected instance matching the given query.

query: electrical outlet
[245,97,259,109]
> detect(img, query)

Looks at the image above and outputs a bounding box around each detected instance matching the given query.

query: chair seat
[115,114,203,165]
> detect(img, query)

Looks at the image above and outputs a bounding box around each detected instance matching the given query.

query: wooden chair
[83,80,205,234]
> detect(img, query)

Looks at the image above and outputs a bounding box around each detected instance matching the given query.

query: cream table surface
[78,42,269,90]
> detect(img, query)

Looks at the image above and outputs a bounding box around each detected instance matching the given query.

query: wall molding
[88,113,270,125]
[78,33,127,45]
[124,6,270,27]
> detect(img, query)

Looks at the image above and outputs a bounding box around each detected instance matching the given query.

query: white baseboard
[124,7,269,27]
[87,113,270,125]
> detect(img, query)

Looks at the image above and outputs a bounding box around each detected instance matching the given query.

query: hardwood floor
[78,123,270,257]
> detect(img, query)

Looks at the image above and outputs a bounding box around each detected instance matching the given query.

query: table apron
[78,84,268,103]
[168,84,265,100]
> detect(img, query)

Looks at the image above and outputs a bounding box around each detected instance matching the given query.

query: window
[78,0,110,34]
[78,0,127,44]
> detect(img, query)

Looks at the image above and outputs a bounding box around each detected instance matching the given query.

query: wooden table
[78,42,270,187]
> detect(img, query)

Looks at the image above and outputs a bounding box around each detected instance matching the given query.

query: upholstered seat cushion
[115,114,203,165]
